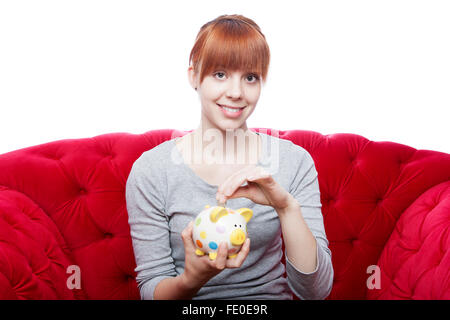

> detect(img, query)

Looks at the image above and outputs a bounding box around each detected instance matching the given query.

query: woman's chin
[217,121,247,132]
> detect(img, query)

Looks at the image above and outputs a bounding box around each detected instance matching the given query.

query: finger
[226,169,273,202]
[212,242,228,270]
[217,165,255,196]
[218,166,258,198]
[181,220,195,251]
[247,167,273,185]
[227,184,250,200]
[226,183,259,202]
[227,238,250,268]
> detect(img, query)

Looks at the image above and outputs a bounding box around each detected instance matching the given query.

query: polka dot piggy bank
[192,205,253,260]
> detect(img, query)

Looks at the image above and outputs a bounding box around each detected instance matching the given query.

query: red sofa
[0,129,449,300]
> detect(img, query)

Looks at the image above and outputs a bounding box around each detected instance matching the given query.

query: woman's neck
[188,123,261,166]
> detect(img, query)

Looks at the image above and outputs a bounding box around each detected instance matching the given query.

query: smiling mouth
[217,104,246,113]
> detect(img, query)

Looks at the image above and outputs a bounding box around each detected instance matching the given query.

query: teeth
[224,107,240,113]
[221,105,242,113]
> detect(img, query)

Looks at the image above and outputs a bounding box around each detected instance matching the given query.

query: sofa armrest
[0,187,81,299]
[367,181,450,299]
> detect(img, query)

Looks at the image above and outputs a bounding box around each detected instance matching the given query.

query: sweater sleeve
[285,144,334,300]
[125,154,177,300]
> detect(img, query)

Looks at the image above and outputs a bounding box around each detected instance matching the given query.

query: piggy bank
[192,205,253,260]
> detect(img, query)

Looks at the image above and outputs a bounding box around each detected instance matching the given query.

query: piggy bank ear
[236,208,253,223]
[209,207,228,223]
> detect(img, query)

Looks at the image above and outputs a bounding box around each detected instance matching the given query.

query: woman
[126,14,333,300]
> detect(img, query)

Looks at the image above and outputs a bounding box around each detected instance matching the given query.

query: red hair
[189,14,270,85]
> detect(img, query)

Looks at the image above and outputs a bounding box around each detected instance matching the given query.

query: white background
[1,0,449,154]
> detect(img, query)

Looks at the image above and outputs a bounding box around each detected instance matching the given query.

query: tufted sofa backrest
[0,129,449,299]
[279,129,450,299]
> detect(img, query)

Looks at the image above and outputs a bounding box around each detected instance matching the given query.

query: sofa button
[125,274,134,281]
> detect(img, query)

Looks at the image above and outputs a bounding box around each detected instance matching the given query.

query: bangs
[190,16,270,84]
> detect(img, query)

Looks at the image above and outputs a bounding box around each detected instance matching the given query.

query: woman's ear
[187,66,198,91]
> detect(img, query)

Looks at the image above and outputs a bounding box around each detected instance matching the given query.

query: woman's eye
[247,74,259,82]
[214,72,226,79]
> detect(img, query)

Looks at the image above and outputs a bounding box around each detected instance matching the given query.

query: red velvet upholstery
[0,129,448,300]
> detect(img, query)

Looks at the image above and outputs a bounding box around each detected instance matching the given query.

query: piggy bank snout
[230,228,246,246]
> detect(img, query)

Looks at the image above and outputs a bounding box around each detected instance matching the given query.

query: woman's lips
[217,104,246,118]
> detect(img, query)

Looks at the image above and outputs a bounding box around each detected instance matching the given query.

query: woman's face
[188,66,262,132]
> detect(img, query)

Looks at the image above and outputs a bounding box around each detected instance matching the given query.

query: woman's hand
[216,165,295,211]
[179,221,251,291]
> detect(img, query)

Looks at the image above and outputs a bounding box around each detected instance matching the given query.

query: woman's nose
[226,78,242,99]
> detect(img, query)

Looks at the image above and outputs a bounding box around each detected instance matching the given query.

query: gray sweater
[125,131,333,300]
